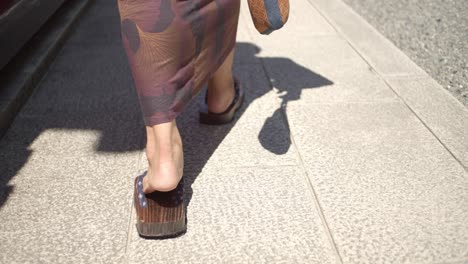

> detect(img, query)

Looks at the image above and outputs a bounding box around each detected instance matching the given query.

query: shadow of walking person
[0,1,332,215]
[179,42,333,208]
[237,42,334,155]
[0,0,337,248]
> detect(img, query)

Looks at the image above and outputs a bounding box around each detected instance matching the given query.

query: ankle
[146,131,181,161]
[206,79,235,113]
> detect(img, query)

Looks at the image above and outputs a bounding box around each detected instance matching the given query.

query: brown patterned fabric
[117,0,241,126]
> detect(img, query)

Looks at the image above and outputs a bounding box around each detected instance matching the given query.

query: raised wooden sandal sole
[199,76,244,125]
[134,171,186,238]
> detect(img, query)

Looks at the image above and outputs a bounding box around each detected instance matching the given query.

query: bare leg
[142,48,236,192]
[143,119,183,193]
[206,48,236,113]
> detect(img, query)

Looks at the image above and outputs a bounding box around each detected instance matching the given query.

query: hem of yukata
[143,112,179,126]
[142,33,238,127]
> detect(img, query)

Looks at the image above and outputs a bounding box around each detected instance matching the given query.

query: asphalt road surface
[342,0,467,107]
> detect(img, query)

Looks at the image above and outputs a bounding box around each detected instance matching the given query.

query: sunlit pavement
[0,0,466,263]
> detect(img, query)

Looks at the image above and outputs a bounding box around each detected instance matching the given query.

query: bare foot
[143,119,183,193]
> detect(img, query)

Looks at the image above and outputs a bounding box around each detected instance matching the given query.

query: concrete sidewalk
[0,0,466,263]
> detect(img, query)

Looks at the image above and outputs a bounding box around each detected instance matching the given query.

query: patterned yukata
[117,0,241,126]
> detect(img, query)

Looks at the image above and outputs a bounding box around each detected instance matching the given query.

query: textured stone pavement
[0,0,467,263]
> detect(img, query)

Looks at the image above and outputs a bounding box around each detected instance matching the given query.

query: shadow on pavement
[0,0,332,211]
[161,42,334,209]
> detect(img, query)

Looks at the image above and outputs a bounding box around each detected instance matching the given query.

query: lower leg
[206,47,236,113]
[143,119,183,193]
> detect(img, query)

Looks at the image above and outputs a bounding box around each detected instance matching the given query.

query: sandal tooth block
[136,218,186,238]
[134,172,186,238]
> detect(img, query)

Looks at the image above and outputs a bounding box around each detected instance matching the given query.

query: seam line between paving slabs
[251,38,345,264]
[225,7,343,263]
[280,104,344,263]
[379,78,467,171]
[305,0,467,171]
[241,5,344,262]
[281,107,345,264]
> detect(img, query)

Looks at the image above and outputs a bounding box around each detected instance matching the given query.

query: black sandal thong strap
[199,77,244,125]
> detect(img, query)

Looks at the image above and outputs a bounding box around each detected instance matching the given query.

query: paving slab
[0,116,142,263]
[305,0,467,172]
[126,163,338,264]
[286,100,468,263]
[386,76,468,168]
[0,0,466,263]
[253,35,369,77]
[178,62,298,169]
[0,1,144,262]
[308,0,427,77]
[244,27,400,104]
